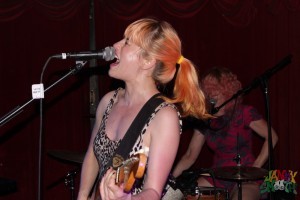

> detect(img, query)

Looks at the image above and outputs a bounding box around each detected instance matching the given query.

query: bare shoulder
[151,104,181,136]
[156,103,180,119]
[95,90,119,119]
[100,90,116,105]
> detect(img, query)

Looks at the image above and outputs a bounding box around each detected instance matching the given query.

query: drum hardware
[213,166,268,200]
[177,169,226,200]
[48,150,85,200]
[48,150,85,165]
[162,174,184,200]
[64,168,79,200]
[182,186,229,200]
[177,168,214,190]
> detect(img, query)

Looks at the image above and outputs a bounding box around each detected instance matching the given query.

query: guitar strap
[109,92,164,169]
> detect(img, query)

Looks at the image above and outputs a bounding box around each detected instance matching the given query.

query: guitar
[93,153,147,199]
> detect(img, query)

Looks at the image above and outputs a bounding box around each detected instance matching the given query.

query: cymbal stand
[236,177,242,200]
[236,166,242,200]
[233,152,242,200]
[232,155,243,200]
[64,169,79,200]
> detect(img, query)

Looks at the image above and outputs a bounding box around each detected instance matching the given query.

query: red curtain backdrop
[0,0,299,199]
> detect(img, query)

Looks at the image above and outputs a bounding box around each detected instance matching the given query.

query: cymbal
[48,150,85,165]
[213,166,268,181]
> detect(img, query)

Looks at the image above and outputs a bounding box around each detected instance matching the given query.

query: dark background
[0,0,299,199]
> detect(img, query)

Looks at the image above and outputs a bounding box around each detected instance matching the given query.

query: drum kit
[48,150,268,200]
[164,166,267,200]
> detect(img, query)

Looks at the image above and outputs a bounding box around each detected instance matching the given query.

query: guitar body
[93,153,147,199]
[116,153,147,192]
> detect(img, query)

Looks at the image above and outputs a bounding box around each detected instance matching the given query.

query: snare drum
[182,186,229,200]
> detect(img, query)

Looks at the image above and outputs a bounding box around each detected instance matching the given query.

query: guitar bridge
[115,156,140,184]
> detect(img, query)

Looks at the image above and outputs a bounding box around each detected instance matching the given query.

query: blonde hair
[125,18,209,119]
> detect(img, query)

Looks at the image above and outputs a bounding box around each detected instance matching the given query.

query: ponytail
[167,58,210,119]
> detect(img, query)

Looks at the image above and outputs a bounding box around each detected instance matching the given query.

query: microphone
[209,98,218,115]
[52,46,115,61]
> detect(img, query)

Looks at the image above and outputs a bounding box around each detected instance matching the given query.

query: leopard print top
[93,88,182,194]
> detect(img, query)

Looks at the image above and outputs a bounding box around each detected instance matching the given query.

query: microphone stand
[0,61,87,126]
[212,54,292,200]
[0,60,87,200]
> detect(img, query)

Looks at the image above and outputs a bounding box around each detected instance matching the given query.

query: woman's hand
[99,168,131,200]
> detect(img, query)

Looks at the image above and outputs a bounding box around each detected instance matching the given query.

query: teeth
[114,55,120,63]
[113,56,120,64]
[115,55,120,62]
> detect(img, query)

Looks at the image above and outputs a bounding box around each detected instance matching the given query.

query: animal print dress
[93,88,182,195]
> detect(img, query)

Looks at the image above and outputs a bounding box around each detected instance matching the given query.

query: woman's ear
[143,58,156,70]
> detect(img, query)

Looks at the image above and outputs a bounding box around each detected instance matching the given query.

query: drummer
[172,67,278,200]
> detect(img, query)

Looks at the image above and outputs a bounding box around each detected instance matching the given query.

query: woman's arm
[141,106,181,198]
[249,119,278,168]
[77,92,113,200]
[172,129,205,178]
